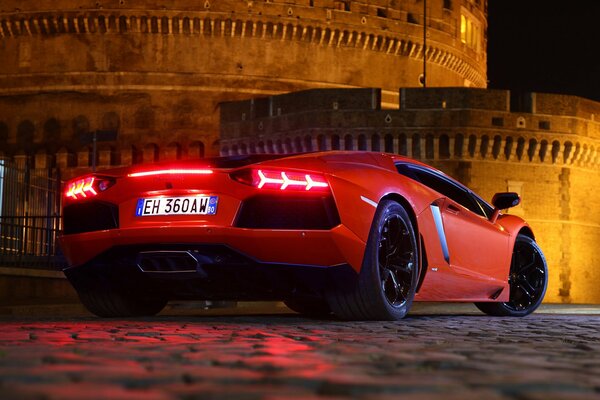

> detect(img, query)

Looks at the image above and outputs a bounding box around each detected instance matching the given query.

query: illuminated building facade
[0,0,486,170]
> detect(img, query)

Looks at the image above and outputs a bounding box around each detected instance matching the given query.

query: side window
[406,166,486,217]
[396,163,418,180]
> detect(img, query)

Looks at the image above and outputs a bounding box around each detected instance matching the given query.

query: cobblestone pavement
[1,309,599,400]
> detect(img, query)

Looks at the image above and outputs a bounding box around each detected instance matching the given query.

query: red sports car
[59,151,547,320]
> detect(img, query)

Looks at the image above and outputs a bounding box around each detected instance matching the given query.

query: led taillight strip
[128,169,213,178]
[257,169,328,191]
[65,177,97,200]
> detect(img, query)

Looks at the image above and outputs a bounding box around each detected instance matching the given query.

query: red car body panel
[59,151,533,303]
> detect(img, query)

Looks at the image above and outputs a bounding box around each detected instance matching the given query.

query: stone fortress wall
[0,0,486,179]
[220,88,600,304]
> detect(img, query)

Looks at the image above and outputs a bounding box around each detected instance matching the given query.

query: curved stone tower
[0,0,487,166]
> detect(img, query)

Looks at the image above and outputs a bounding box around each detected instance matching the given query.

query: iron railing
[0,159,66,270]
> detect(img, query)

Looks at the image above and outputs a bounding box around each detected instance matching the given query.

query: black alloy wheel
[327,199,419,320]
[378,212,416,309]
[476,234,547,317]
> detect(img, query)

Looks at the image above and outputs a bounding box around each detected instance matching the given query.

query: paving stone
[0,314,599,399]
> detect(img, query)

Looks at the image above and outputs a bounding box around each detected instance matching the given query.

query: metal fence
[0,159,67,270]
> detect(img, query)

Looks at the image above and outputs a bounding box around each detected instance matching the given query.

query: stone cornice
[0,11,486,87]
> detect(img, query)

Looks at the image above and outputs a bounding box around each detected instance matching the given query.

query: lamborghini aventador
[59,151,547,320]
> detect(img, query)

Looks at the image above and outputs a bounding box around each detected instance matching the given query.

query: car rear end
[59,155,366,302]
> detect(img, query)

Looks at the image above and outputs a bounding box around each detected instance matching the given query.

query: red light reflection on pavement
[0,319,341,399]
[2,315,598,399]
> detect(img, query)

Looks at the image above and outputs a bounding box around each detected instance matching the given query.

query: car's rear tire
[326,199,419,320]
[475,234,547,317]
[77,289,168,318]
[284,297,331,318]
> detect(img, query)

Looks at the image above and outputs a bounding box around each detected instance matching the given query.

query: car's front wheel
[327,199,419,320]
[77,289,168,317]
[476,234,548,317]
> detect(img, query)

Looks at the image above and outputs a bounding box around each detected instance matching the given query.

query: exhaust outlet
[136,250,209,277]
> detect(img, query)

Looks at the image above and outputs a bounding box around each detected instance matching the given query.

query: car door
[406,166,511,300]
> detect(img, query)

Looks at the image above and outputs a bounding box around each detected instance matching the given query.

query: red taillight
[64,176,114,200]
[231,169,329,192]
[127,169,213,178]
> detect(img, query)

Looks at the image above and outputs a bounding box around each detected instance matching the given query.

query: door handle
[446,204,460,215]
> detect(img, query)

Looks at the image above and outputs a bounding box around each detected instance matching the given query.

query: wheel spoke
[381,268,400,304]
[514,283,533,305]
[389,255,413,275]
[377,211,415,308]
[517,275,536,295]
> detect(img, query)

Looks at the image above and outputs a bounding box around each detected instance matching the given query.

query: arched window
[151,17,159,33]
[161,17,169,34]
[479,135,489,158]
[119,16,128,32]
[539,140,548,162]
[516,137,526,160]
[563,141,573,163]
[344,134,354,150]
[492,135,502,159]
[527,139,538,162]
[468,135,477,158]
[551,140,561,163]
[504,136,513,160]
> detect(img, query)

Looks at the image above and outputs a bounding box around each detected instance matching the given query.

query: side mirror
[492,192,520,210]
[489,192,520,223]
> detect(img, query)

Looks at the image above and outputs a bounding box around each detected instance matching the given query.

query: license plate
[135,196,218,216]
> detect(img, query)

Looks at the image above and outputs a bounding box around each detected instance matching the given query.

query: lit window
[460,9,481,51]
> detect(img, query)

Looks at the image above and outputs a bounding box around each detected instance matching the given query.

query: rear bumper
[62,243,359,301]
[59,224,366,271]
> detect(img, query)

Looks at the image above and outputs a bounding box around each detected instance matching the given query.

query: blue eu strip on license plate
[135,195,218,216]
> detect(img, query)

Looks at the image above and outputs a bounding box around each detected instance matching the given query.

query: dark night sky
[487,0,600,102]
